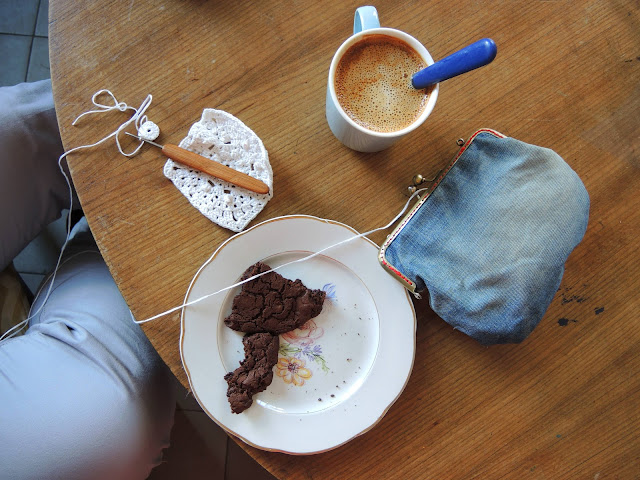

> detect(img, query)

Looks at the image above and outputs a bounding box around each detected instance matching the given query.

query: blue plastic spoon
[412,38,497,89]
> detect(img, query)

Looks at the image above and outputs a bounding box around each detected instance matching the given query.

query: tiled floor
[1,2,276,478]
[0,0,50,87]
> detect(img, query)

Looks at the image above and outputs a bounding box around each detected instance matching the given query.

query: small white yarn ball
[138,121,160,141]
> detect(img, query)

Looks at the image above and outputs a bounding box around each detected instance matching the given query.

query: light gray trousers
[0,80,176,480]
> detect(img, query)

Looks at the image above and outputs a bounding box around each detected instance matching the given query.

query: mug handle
[354,6,380,34]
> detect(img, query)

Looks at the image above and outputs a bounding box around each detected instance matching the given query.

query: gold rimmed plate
[180,215,416,454]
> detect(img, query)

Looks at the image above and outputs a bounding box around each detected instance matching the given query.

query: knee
[0,325,176,480]
[96,342,177,479]
[98,380,177,480]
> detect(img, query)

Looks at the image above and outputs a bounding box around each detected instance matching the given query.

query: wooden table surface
[49,1,639,478]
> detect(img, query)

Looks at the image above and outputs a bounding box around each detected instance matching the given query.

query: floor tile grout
[25,36,35,83]
[0,32,42,38]
[34,0,42,36]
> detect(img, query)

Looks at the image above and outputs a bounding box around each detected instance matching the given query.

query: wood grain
[49,0,639,478]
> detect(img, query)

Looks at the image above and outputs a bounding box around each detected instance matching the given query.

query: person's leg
[0,79,71,271]
[0,223,176,480]
[0,81,176,479]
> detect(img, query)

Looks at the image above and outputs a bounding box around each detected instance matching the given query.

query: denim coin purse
[379,129,590,344]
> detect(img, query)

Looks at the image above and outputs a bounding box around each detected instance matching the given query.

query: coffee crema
[334,34,431,133]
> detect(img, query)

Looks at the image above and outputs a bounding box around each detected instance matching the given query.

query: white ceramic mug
[325,6,439,153]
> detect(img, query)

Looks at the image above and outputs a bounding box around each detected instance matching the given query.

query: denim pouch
[379,129,590,344]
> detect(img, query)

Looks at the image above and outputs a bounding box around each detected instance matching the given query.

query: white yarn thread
[133,187,427,325]
[71,89,155,157]
[0,90,155,343]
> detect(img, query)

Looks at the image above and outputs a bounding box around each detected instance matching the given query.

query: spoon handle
[412,38,497,89]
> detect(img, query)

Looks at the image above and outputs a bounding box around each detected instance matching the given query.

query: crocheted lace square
[164,109,273,232]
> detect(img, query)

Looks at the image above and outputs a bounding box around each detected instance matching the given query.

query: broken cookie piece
[224,332,279,414]
[224,262,326,334]
[223,262,327,413]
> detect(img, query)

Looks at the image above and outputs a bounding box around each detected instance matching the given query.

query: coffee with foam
[334,34,432,133]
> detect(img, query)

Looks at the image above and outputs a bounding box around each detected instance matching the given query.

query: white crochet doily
[163,109,273,232]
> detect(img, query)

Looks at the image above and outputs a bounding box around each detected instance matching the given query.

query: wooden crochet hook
[126,132,270,194]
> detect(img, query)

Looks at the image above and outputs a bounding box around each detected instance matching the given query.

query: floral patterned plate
[180,215,416,454]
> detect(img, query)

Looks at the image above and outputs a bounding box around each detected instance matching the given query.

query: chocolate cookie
[224,262,326,334]
[224,332,279,414]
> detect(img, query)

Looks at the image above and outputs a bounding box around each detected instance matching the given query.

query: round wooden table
[49,1,639,478]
